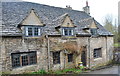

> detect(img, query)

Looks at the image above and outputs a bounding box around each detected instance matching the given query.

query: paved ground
[86,66,119,74]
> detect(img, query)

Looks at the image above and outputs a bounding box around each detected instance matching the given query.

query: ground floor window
[68,54,73,62]
[53,51,60,64]
[11,51,37,68]
[94,48,102,58]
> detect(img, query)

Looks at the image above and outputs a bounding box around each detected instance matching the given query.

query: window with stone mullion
[12,51,37,68]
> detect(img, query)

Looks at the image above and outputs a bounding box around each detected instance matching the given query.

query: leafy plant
[32,69,47,74]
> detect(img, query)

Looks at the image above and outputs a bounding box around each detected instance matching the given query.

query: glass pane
[68,54,73,62]
[91,29,97,35]
[22,55,28,66]
[94,48,102,58]
[34,27,39,36]
[64,29,68,35]
[28,27,33,36]
[12,54,20,68]
[53,51,60,64]
[29,52,37,64]
[69,29,72,35]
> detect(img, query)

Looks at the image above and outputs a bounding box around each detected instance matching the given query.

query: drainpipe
[46,35,50,70]
[88,37,91,68]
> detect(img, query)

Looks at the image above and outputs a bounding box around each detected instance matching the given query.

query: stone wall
[0,36,114,73]
[48,37,76,70]
[1,36,48,74]
[106,37,114,61]
[48,37,89,70]
[89,36,113,68]
[0,37,3,73]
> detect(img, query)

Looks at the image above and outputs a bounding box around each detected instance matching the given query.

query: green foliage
[53,68,82,74]
[32,69,47,74]
[114,43,120,47]
[79,66,85,70]
[30,67,88,74]
[103,15,118,43]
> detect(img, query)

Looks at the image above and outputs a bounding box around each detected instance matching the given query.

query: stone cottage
[0,1,114,73]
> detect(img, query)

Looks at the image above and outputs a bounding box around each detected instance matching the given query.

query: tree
[103,15,118,43]
[118,22,120,42]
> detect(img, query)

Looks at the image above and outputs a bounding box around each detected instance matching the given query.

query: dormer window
[18,9,45,37]
[62,28,74,36]
[25,26,41,37]
[90,28,97,35]
[89,21,98,36]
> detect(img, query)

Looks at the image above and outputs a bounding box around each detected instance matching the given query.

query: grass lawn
[114,43,120,47]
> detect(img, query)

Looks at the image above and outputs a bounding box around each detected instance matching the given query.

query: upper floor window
[11,51,37,68]
[90,28,97,35]
[25,26,41,37]
[62,28,74,36]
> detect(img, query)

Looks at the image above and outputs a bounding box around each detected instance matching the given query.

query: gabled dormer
[18,9,45,37]
[89,21,98,36]
[55,13,75,36]
[61,15,75,28]
[62,14,75,36]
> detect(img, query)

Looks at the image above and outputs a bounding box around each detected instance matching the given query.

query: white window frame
[25,26,41,37]
[62,28,74,36]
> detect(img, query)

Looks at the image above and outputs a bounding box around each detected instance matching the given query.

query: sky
[14,0,120,25]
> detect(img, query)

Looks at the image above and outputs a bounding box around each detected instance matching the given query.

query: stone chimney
[83,1,90,15]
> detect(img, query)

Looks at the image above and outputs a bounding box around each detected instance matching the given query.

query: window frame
[62,27,74,36]
[53,51,60,64]
[11,51,37,68]
[25,26,41,37]
[93,48,102,59]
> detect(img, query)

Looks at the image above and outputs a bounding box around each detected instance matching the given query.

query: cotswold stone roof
[1,1,113,36]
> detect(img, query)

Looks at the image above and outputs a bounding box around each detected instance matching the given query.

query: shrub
[32,69,47,74]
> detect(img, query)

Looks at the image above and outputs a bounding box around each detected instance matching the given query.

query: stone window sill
[94,57,102,61]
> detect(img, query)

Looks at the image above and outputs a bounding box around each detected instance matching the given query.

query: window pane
[22,55,28,66]
[28,27,33,36]
[68,54,73,62]
[63,28,74,36]
[53,51,60,64]
[64,29,68,35]
[94,48,102,58]
[29,52,37,64]
[34,27,39,36]
[91,29,97,35]
[12,54,20,68]
[69,29,72,35]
